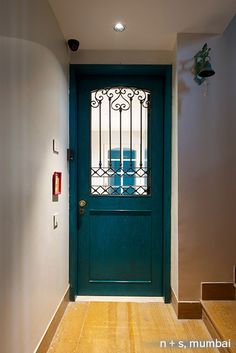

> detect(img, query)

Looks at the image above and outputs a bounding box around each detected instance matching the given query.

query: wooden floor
[202,301,236,353]
[47,302,219,353]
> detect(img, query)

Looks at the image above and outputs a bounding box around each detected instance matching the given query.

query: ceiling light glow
[113,22,126,32]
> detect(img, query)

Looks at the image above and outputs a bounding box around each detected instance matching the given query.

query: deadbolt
[79,199,87,207]
[79,208,85,215]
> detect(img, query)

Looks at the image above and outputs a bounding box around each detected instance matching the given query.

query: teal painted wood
[69,65,78,301]
[69,65,172,301]
[163,66,172,303]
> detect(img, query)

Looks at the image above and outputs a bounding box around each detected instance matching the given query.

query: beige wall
[70,49,173,64]
[177,16,236,300]
[0,1,69,353]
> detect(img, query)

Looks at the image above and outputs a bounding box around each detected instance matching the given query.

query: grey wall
[177,16,236,300]
[0,1,69,352]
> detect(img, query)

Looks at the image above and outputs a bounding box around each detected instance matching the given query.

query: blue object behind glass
[108,148,136,194]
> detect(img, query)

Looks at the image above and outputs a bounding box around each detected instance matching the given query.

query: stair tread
[202,300,236,353]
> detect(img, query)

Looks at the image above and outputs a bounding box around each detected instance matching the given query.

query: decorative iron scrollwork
[91,86,151,196]
[91,87,150,111]
[91,185,148,196]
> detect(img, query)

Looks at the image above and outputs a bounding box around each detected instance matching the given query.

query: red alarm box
[53,172,62,196]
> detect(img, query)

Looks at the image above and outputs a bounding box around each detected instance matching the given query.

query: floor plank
[47,302,219,353]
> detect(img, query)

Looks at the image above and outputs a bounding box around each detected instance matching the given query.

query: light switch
[53,139,59,154]
[53,214,58,229]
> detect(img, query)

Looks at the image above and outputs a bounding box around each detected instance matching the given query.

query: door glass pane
[91,87,150,196]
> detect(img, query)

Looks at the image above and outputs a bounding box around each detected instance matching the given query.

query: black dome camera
[67,39,80,52]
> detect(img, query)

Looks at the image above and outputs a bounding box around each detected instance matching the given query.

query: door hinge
[67,148,74,161]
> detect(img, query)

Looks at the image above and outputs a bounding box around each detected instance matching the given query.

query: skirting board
[34,285,70,353]
[201,282,235,300]
[171,289,202,319]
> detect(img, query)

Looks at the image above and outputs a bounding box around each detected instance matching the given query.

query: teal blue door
[75,71,165,296]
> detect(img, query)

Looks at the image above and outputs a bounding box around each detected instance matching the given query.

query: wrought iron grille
[91,86,151,196]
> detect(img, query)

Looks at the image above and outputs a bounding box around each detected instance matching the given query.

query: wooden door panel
[89,210,152,283]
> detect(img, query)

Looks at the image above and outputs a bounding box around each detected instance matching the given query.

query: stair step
[202,300,236,353]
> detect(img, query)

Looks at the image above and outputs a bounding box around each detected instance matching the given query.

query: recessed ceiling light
[113,22,126,32]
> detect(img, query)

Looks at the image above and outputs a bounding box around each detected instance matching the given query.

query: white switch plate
[53,214,58,229]
[53,139,59,154]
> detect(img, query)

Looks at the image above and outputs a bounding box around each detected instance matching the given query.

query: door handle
[79,200,87,207]
[79,199,87,215]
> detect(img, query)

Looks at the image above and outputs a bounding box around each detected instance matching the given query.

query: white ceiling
[49,0,236,50]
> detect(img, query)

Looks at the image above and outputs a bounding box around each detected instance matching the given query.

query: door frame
[69,64,172,302]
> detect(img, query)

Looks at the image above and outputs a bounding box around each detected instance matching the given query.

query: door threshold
[76,296,164,303]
